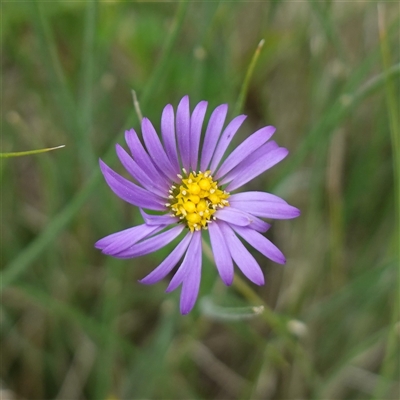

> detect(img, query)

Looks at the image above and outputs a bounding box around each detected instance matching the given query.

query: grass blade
[233,39,265,116]
[1,1,189,291]
[372,5,400,399]
[200,296,264,321]
[0,145,65,158]
[31,0,95,170]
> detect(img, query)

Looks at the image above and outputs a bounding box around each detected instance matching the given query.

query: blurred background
[1,1,399,399]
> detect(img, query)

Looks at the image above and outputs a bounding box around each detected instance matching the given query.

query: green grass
[1,1,399,399]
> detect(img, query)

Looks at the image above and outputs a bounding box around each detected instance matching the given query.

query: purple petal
[217,206,270,232]
[219,222,265,285]
[231,201,300,220]
[139,231,193,285]
[166,230,201,293]
[111,224,185,258]
[125,129,171,189]
[230,225,286,264]
[225,147,289,191]
[116,144,167,198]
[219,140,279,185]
[99,159,166,211]
[214,207,252,226]
[161,104,180,172]
[208,222,234,285]
[95,231,125,250]
[200,104,228,171]
[190,101,208,171]
[101,224,164,256]
[140,209,179,226]
[215,126,276,179]
[247,214,271,233]
[95,225,148,250]
[209,115,247,172]
[142,117,177,181]
[176,95,191,172]
[180,230,202,314]
[245,213,271,232]
[229,191,288,204]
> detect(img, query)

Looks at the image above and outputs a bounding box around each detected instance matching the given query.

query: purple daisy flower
[95,96,300,314]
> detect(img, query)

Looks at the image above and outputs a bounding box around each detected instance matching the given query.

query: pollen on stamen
[166,170,230,231]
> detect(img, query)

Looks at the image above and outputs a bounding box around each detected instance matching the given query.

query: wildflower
[95,96,300,314]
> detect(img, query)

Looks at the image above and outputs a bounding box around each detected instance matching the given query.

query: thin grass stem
[139,1,189,108]
[1,2,188,291]
[233,39,265,116]
[0,145,65,158]
[131,90,143,124]
[372,6,400,399]
[79,0,98,148]
[32,0,96,171]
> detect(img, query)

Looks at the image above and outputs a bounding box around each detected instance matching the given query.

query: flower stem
[231,273,284,333]
[201,238,287,334]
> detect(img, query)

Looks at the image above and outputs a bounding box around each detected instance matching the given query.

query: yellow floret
[183,201,196,213]
[199,179,211,191]
[186,213,201,224]
[167,170,230,231]
[208,194,220,204]
[189,194,200,204]
[188,183,201,194]
[197,199,207,212]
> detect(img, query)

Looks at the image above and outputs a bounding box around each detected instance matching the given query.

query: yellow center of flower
[166,170,230,231]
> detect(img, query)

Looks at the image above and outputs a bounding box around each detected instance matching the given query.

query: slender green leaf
[0,145,65,158]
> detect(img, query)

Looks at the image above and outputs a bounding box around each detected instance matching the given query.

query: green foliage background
[1,1,399,399]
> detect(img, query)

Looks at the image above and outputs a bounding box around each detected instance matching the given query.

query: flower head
[95,96,300,314]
